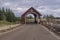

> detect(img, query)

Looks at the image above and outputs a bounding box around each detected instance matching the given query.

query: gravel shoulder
[0,24,21,33]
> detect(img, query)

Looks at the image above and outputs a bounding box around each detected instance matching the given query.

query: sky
[0,0,60,17]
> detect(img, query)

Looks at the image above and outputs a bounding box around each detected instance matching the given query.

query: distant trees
[0,7,20,23]
[43,14,54,19]
[26,15,33,19]
[43,14,54,22]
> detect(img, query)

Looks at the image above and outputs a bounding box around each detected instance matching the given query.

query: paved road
[0,24,59,40]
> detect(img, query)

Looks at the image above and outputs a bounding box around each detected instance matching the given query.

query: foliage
[43,14,54,19]
[0,8,6,20]
[15,17,21,21]
[26,15,33,19]
[6,9,16,22]
[0,7,21,24]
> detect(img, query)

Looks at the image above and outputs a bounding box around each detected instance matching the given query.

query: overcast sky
[0,0,60,17]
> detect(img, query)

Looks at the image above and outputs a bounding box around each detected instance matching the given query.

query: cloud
[0,0,60,17]
[37,5,60,17]
[4,2,11,6]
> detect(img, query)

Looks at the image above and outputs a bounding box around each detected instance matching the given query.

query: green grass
[0,21,16,26]
[26,19,34,22]
[26,18,47,23]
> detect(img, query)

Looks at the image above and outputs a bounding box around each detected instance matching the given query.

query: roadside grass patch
[0,21,16,26]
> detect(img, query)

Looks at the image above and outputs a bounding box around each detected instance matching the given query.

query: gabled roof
[22,7,42,16]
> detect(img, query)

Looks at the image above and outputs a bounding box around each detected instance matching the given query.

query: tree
[6,9,16,22]
[43,15,47,18]
[0,7,18,23]
[49,14,54,19]
[26,15,33,19]
[0,8,6,20]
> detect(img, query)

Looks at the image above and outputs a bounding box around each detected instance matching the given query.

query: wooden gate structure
[21,7,42,24]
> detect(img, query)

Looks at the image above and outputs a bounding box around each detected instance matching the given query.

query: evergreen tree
[0,8,6,20]
[6,8,16,22]
[0,7,18,23]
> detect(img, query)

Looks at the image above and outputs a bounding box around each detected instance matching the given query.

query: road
[0,24,59,40]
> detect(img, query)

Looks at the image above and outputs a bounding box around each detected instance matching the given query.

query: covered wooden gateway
[21,7,42,24]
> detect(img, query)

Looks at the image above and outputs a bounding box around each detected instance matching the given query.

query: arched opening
[26,14,34,24]
[25,13,38,24]
[25,13,40,24]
